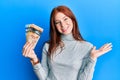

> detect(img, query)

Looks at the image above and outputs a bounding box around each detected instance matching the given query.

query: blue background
[0,0,120,80]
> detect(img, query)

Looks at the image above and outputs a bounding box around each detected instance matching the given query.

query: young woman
[22,5,112,80]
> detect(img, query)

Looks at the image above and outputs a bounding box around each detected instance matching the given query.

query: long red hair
[48,5,84,58]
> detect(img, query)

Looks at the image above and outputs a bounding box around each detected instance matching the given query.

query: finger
[99,43,112,50]
[103,43,112,49]
[100,43,108,49]
[23,41,29,49]
[23,42,32,56]
[22,42,30,53]
[102,47,112,54]
[92,46,96,51]
[25,42,34,57]
[27,50,36,59]
[24,43,33,57]
[23,42,31,55]
[104,45,112,51]
[102,48,112,54]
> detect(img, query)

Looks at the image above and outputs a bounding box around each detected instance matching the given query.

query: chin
[62,32,72,35]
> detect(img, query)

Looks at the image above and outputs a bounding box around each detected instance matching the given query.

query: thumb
[92,46,96,50]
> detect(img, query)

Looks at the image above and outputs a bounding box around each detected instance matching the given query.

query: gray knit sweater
[33,33,97,80]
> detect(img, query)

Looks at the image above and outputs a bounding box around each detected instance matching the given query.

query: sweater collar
[61,33,75,41]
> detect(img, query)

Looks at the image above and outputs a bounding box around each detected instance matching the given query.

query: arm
[32,43,49,80]
[77,42,112,80]
[23,42,49,80]
[77,46,97,80]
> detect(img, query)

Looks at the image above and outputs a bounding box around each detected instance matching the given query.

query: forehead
[55,12,67,21]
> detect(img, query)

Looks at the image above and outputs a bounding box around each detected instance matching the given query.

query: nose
[60,21,66,29]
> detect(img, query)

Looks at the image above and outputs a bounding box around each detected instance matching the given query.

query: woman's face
[54,12,73,35]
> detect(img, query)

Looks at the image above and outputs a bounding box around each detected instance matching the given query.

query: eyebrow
[55,16,67,22]
[62,16,67,19]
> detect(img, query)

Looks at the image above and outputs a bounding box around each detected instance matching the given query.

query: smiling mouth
[62,26,69,32]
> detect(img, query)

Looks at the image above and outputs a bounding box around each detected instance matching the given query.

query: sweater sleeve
[77,43,97,80]
[33,43,49,80]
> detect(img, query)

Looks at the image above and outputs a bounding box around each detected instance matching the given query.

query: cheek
[56,26,62,32]
[68,19,73,26]
[68,26,73,33]
[69,21,73,29]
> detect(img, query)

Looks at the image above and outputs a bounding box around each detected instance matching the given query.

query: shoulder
[79,41,93,48]
[77,41,94,57]
[42,42,49,52]
[77,41,94,54]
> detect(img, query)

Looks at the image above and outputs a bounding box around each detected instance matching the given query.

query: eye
[55,21,60,25]
[64,18,68,21]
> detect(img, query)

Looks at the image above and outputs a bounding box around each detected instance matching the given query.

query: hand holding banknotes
[22,24,43,65]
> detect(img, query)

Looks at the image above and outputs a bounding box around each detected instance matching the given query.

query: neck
[61,33,75,41]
